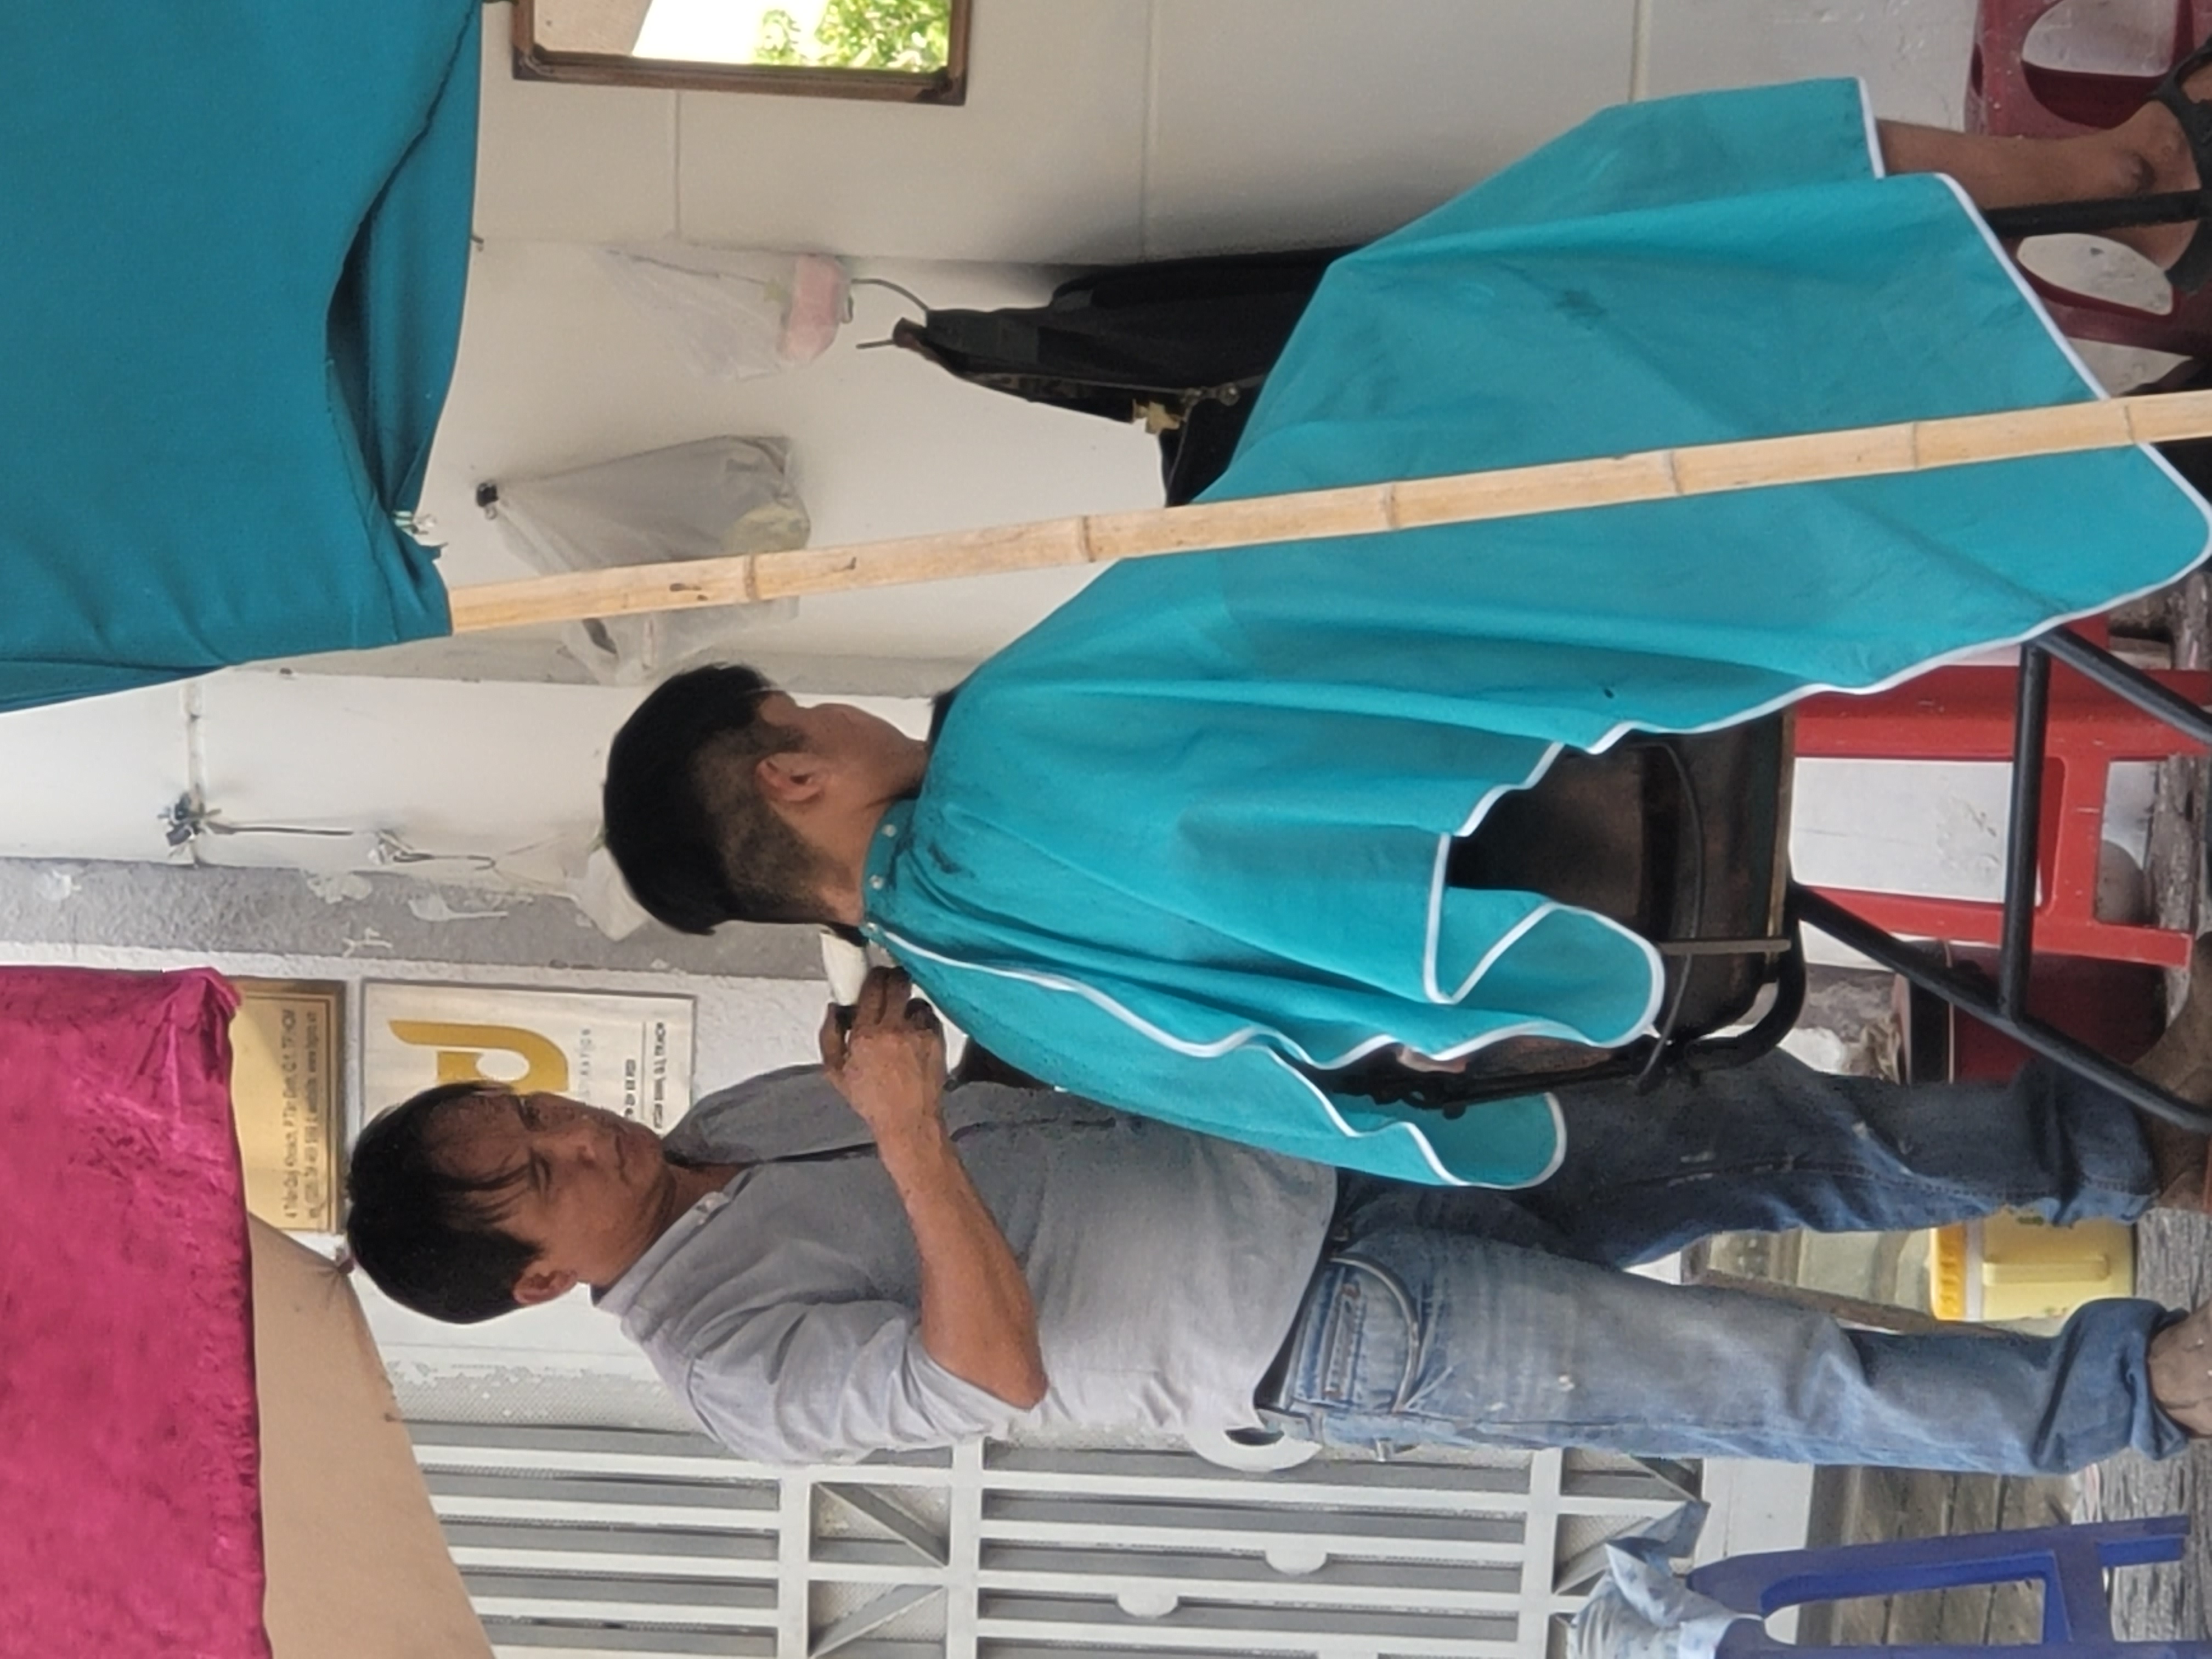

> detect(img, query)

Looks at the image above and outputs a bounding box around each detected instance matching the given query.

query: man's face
[756,693,928,804]
[428,1089,675,1303]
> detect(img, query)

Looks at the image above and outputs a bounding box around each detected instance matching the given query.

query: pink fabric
[0,967,269,1658]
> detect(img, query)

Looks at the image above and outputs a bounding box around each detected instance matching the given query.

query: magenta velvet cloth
[0,967,269,1658]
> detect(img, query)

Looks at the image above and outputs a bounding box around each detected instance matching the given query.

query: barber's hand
[820,967,948,1143]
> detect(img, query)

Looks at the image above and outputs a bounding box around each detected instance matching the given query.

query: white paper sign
[361,983,696,1131]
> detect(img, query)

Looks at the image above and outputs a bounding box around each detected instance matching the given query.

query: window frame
[510,0,971,104]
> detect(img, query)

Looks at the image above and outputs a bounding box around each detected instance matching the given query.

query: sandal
[1977,36,2212,293]
[2133,934,2212,1204]
[2149,1115,2212,1211]
[2149,36,2212,292]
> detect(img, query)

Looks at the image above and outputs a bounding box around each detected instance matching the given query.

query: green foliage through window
[756,0,952,72]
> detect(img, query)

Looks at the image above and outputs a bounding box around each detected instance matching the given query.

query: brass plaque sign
[230,979,343,1232]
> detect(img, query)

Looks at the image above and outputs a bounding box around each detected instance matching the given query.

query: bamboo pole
[446,390,2212,635]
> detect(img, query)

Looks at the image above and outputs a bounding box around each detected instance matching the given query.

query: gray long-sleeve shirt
[598,1069,1336,1464]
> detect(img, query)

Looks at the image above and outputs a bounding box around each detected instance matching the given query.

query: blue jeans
[1265,1053,2186,1472]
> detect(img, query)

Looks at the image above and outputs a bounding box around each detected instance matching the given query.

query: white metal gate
[412,1423,1694,1659]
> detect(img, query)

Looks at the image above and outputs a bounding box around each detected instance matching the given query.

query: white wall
[415,252,1160,665]
[0,673,932,901]
[474,0,1637,261]
[471,0,1978,261]
[0,682,193,864]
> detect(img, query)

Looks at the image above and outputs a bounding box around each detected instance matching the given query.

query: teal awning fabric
[0,1,479,713]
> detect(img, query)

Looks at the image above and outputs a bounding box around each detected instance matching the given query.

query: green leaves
[754,0,951,72]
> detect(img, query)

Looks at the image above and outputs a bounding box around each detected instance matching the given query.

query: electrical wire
[850,275,930,313]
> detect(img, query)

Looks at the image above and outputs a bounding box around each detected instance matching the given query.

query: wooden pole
[446,390,2212,635]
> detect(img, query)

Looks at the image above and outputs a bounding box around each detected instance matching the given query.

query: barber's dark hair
[602,664,826,933]
[343,1081,538,1325]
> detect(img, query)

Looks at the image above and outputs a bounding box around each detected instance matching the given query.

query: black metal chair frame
[1795,625,2212,1137]
[1331,718,1812,1116]
[1337,627,2212,1135]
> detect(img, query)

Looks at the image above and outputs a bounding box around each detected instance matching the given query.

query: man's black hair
[344,1081,538,1325]
[602,664,823,933]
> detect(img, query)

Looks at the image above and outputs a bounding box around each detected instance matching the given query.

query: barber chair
[1323,714,1808,1113]
[1327,628,2212,1142]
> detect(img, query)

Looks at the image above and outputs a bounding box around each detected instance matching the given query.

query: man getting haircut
[605,77,2212,1184]
[600,665,823,932]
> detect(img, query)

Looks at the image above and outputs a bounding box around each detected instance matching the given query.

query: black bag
[893,247,1350,505]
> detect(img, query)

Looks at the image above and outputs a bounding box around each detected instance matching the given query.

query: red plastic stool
[1968,0,2212,359]
[1798,635,2210,968]
[1794,627,2212,1136]
[1970,0,2212,136]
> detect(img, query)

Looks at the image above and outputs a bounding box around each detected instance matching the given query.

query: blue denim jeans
[1266,1053,2186,1472]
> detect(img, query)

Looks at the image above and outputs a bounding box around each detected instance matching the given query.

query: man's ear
[513,1263,580,1307]
[755,748,828,805]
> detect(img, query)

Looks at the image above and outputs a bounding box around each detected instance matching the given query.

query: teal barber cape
[856,80,2212,1187]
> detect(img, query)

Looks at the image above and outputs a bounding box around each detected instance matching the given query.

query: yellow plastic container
[1928,1212,2133,1323]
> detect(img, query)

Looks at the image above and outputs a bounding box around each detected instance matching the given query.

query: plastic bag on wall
[484,437,810,685]
[602,246,849,380]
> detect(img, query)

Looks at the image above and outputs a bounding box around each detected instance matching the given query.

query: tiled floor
[2085,1209,2212,1641]
[1814,572,2212,1644]
[1802,1466,2075,1646]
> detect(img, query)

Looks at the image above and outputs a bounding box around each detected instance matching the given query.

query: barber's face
[428,1090,673,1304]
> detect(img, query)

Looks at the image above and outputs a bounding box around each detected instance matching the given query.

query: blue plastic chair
[1685,1514,2212,1659]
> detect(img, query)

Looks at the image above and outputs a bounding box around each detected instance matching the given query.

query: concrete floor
[2085,1209,2212,1641]
[2094,571,2212,1645]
